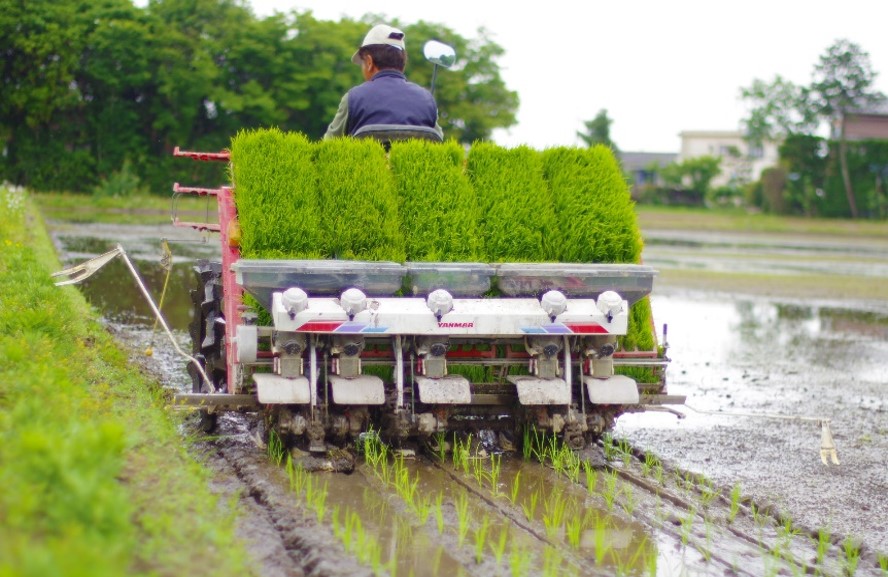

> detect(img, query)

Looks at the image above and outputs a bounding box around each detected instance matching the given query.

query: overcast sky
[247,0,888,153]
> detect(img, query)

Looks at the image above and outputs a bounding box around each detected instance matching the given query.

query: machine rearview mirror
[423,40,457,68]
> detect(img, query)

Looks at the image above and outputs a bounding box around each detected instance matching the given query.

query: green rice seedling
[729,483,743,522]
[510,470,522,504]
[842,537,861,575]
[314,137,405,261]
[615,437,633,466]
[602,433,618,461]
[542,491,567,539]
[230,128,324,260]
[456,492,471,546]
[566,514,583,549]
[434,493,445,534]
[467,142,558,262]
[521,427,534,461]
[877,552,887,574]
[700,484,719,509]
[433,431,447,463]
[815,528,831,564]
[266,428,285,466]
[473,516,490,563]
[491,526,509,567]
[510,545,532,577]
[593,518,611,563]
[645,546,658,576]
[389,139,481,262]
[702,521,714,562]
[621,484,636,515]
[680,508,696,546]
[330,505,342,538]
[522,490,540,522]
[491,454,503,495]
[541,145,642,264]
[583,461,599,494]
[452,433,472,473]
[542,546,563,577]
[640,452,656,477]
[603,469,620,510]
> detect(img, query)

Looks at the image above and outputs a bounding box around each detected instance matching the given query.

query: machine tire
[188,260,226,433]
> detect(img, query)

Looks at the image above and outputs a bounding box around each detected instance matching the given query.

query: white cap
[351,24,406,65]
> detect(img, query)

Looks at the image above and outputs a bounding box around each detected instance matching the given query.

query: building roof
[620,151,677,171]
[849,100,888,116]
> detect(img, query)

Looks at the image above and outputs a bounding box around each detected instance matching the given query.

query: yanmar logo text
[438,321,474,328]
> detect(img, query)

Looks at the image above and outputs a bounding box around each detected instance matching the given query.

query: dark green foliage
[542,145,643,264]
[467,142,557,262]
[1,3,518,193]
[314,138,405,261]
[230,128,323,259]
[389,140,480,261]
[776,135,888,218]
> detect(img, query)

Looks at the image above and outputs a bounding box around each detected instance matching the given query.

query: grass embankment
[0,187,251,577]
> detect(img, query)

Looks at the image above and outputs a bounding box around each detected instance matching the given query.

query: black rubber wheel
[188,260,226,433]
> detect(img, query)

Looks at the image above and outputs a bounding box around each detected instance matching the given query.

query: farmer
[324,24,443,139]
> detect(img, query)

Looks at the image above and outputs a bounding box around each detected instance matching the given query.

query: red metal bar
[217,186,243,394]
[173,146,230,162]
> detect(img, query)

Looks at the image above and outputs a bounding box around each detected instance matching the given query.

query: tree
[810,39,884,218]
[661,155,722,199]
[740,39,884,218]
[577,109,619,153]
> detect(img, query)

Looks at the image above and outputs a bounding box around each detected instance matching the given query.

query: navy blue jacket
[324,70,441,138]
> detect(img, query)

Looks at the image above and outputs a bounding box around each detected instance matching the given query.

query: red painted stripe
[297,321,344,332]
[563,323,609,334]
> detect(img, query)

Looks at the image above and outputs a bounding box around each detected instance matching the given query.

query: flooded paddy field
[47,212,888,576]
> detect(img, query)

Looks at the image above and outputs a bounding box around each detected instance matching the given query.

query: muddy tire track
[196,413,373,577]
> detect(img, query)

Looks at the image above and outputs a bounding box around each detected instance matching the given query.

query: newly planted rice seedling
[877,552,887,574]
[842,537,861,575]
[729,483,743,522]
[473,516,490,563]
[542,490,567,539]
[266,428,285,466]
[434,493,445,534]
[603,469,620,510]
[509,544,533,577]
[510,470,522,504]
[456,491,471,546]
[680,507,697,546]
[566,514,584,549]
[542,546,563,577]
[491,525,509,567]
[583,461,598,495]
[522,490,540,522]
[621,484,637,515]
[815,528,832,564]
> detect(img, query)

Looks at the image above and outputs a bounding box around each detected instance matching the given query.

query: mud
[47,216,888,576]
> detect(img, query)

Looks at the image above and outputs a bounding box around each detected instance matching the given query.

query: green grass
[0,187,250,577]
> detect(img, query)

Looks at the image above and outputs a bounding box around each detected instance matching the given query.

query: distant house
[678,130,779,188]
[840,101,888,140]
[620,151,677,197]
